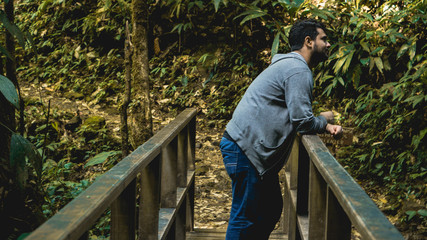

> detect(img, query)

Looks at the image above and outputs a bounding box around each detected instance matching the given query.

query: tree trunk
[129,0,153,148]
[120,21,132,157]
[5,0,23,134]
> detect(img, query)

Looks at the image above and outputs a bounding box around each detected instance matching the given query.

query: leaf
[370,46,386,56]
[0,10,26,47]
[271,32,281,58]
[84,151,121,168]
[350,64,362,88]
[374,57,384,73]
[0,44,12,59]
[397,44,410,59]
[360,41,370,52]
[406,210,417,220]
[337,77,345,86]
[0,74,19,109]
[404,95,424,108]
[10,133,42,188]
[235,9,267,25]
[360,58,369,66]
[213,0,222,12]
[342,50,355,73]
[418,209,427,217]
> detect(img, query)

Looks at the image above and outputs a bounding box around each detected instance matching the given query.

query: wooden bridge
[26,108,404,240]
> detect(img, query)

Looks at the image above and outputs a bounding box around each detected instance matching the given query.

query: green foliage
[84,151,121,168]
[0,74,19,108]
[7,0,425,236]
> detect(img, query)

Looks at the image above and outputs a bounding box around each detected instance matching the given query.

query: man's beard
[311,44,329,66]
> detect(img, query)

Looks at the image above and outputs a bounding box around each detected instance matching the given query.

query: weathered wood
[296,143,309,215]
[139,158,160,240]
[186,229,288,240]
[25,143,161,240]
[25,108,197,240]
[158,171,195,240]
[161,138,178,208]
[111,179,136,240]
[187,117,196,171]
[308,161,327,240]
[289,139,299,190]
[301,135,403,240]
[177,128,188,187]
[325,187,351,240]
[186,178,195,232]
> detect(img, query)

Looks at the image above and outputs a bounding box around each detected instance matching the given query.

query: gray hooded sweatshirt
[225,52,327,176]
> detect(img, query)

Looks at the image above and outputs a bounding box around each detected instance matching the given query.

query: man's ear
[304,36,313,49]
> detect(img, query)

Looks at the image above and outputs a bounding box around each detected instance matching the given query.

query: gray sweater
[225,52,327,176]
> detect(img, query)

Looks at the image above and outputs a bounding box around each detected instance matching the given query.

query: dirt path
[20,82,232,229]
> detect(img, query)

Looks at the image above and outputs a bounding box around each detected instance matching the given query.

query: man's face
[311,28,331,65]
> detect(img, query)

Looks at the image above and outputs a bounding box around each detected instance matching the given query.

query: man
[220,19,342,239]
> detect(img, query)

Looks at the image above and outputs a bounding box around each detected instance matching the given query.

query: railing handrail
[26,108,197,240]
[283,134,404,240]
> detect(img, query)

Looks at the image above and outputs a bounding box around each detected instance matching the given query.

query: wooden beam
[301,135,403,240]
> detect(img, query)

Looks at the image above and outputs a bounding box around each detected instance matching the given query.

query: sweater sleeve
[284,71,327,134]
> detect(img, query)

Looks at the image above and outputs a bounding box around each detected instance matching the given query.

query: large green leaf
[84,151,121,168]
[0,74,19,109]
[271,32,281,58]
[235,9,267,25]
[10,133,42,189]
[0,10,26,47]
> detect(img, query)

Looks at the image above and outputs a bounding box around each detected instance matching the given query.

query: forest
[0,0,425,239]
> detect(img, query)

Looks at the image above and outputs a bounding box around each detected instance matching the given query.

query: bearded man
[220,19,342,240]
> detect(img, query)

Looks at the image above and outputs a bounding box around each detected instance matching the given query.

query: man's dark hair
[289,19,327,51]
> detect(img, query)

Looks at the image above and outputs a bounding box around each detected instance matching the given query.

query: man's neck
[293,49,313,68]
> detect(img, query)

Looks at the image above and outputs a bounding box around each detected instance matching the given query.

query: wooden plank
[289,139,299,190]
[139,157,161,240]
[26,142,161,240]
[111,179,136,240]
[187,117,196,171]
[177,128,188,187]
[296,144,309,215]
[158,172,195,240]
[301,135,404,240]
[325,187,351,240]
[161,138,178,208]
[149,109,197,149]
[308,161,327,240]
[24,109,197,240]
[186,229,288,240]
[297,215,308,240]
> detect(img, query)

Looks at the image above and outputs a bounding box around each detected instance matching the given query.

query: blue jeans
[220,137,283,240]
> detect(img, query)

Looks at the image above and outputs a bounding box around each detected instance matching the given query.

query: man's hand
[320,111,335,124]
[326,123,343,140]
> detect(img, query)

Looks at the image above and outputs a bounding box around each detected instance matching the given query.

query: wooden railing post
[177,127,188,188]
[186,117,196,232]
[325,187,351,240]
[308,161,327,240]
[139,157,160,240]
[287,138,299,240]
[111,179,136,240]
[161,138,178,208]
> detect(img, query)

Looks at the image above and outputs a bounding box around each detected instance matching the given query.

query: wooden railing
[26,107,404,240]
[26,108,197,240]
[281,134,404,240]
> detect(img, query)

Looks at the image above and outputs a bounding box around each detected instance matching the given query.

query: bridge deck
[186,229,288,240]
